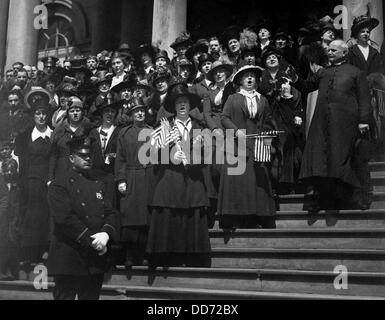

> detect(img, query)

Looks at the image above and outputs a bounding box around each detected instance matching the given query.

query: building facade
[0,0,383,71]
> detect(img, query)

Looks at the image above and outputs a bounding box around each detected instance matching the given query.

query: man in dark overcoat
[47,135,118,300]
[292,40,371,210]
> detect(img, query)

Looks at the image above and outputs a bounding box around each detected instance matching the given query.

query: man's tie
[100,130,108,155]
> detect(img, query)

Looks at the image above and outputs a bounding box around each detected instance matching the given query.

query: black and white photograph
[0,0,385,304]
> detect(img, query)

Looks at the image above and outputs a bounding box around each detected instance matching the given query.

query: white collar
[31,126,52,142]
[239,88,260,99]
[99,125,115,136]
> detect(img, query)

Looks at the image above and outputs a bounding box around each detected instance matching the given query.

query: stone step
[274,209,385,228]
[278,192,385,211]
[0,280,383,300]
[209,228,385,249]
[210,248,385,272]
[102,266,385,297]
[370,162,385,172]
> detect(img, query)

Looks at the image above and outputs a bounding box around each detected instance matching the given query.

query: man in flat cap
[47,135,118,300]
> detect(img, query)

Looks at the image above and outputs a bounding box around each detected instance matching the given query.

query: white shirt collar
[31,126,52,142]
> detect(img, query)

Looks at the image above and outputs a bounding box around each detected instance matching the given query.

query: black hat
[68,66,93,78]
[68,55,93,78]
[132,80,154,95]
[67,135,92,154]
[154,50,170,63]
[198,53,214,71]
[351,15,379,38]
[320,22,336,37]
[93,92,121,116]
[232,65,264,85]
[117,43,132,57]
[170,32,193,50]
[185,39,209,61]
[149,67,173,87]
[177,57,194,71]
[135,44,156,60]
[128,97,147,114]
[273,30,290,42]
[220,25,242,50]
[252,19,274,34]
[41,56,58,67]
[261,46,282,65]
[56,82,78,98]
[95,70,113,86]
[110,79,136,94]
[165,81,202,114]
[24,88,51,112]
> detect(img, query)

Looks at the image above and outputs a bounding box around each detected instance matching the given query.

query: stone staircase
[1,162,385,300]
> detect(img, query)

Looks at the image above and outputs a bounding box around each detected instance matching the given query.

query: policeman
[47,135,118,300]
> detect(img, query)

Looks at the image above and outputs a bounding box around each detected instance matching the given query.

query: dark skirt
[20,178,50,261]
[146,207,211,254]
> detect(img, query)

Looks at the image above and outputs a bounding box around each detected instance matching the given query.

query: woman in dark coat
[89,93,122,208]
[346,16,384,76]
[202,60,234,227]
[15,89,53,264]
[147,83,211,268]
[115,98,153,269]
[219,65,277,229]
[258,47,304,193]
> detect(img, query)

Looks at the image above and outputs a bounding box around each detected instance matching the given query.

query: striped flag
[150,119,181,149]
[254,137,272,163]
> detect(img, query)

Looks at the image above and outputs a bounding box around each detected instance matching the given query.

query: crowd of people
[0,13,385,299]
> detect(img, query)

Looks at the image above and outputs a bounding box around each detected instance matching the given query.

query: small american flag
[151,118,181,149]
[254,137,272,162]
[252,130,283,163]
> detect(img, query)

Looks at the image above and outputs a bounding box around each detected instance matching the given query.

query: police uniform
[47,136,118,300]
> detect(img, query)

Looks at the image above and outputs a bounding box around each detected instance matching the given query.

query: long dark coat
[47,168,118,276]
[89,126,122,207]
[146,118,211,255]
[294,63,371,187]
[218,93,277,217]
[347,45,384,76]
[259,70,304,184]
[15,127,52,257]
[115,124,153,227]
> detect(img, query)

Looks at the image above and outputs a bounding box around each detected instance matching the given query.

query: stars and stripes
[150,118,181,149]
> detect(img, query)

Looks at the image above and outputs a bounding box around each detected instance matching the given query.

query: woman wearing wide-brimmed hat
[347,15,384,76]
[259,46,304,193]
[115,97,154,269]
[218,64,277,230]
[15,88,53,265]
[147,82,211,268]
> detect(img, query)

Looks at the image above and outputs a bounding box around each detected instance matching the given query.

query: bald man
[292,40,372,211]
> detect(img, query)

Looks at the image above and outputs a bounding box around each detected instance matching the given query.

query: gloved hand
[91,232,110,252]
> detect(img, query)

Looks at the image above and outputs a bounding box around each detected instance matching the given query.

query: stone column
[342,0,383,47]
[5,0,41,69]
[0,0,10,73]
[152,0,187,58]
[91,0,108,54]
